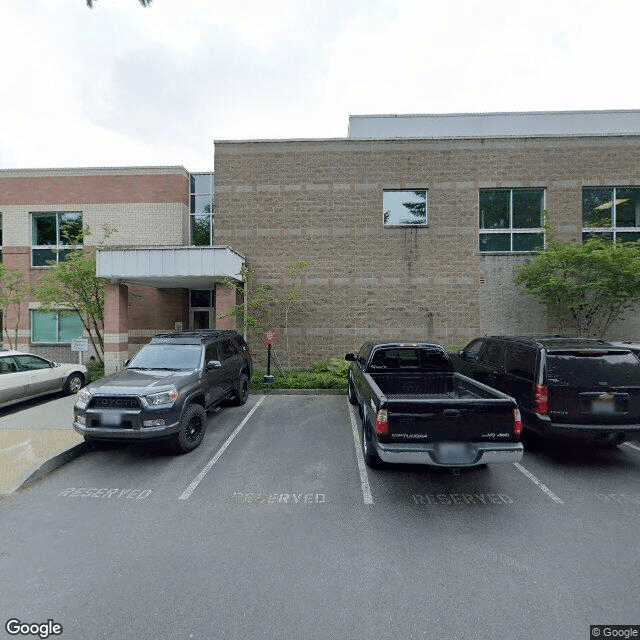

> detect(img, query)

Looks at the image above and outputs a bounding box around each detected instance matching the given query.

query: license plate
[101,412,122,426]
[592,399,615,414]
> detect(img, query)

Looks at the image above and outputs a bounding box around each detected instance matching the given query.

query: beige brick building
[3,111,640,373]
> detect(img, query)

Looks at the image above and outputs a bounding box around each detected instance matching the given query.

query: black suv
[74,330,252,453]
[453,335,640,446]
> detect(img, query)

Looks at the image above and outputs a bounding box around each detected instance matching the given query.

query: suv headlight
[78,389,93,405]
[146,389,179,406]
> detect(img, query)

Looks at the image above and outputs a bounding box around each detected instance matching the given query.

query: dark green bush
[250,357,349,390]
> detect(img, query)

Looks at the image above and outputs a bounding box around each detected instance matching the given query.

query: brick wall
[215,135,640,366]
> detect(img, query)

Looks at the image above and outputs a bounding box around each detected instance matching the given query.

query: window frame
[31,211,83,267]
[581,186,640,243]
[383,189,428,228]
[30,309,84,344]
[479,188,546,253]
[190,172,215,246]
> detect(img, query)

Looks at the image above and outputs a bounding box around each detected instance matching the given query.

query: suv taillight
[534,383,548,415]
[513,408,523,437]
[375,409,389,435]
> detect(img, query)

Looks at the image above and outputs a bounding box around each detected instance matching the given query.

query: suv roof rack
[152,329,239,343]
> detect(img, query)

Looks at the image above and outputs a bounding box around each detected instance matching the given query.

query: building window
[31,212,83,266]
[190,289,216,329]
[479,188,545,252]
[582,187,640,243]
[190,173,214,245]
[31,310,84,343]
[383,190,427,227]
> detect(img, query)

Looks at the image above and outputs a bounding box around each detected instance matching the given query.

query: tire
[63,372,85,395]
[171,404,207,454]
[232,373,250,406]
[362,422,384,469]
[347,380,358,405]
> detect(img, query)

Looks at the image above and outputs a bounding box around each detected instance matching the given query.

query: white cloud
[1,0,640,171]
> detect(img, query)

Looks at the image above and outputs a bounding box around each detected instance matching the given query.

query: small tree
[34,224,116,364]
[0,263,29,349]
[514,222,640,338]
[221,260,310,370]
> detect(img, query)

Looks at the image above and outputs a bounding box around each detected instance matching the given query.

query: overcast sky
[2,0,640,172]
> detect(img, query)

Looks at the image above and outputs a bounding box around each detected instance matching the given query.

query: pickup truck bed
[346,342,524,468]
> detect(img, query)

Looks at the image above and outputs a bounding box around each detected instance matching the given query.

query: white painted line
[0,440,31,455]
[623,442,640,454]
[514,462,564,504]
[348,401,374,505]
[179,396,266,500]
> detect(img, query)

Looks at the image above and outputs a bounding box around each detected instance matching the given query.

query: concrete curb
[253,389,346,395]
[2,442,89,496]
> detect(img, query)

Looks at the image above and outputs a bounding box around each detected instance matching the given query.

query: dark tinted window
[357,343,373,366]
[369,348,451,372]
[205,343,220,362]
[463,339,484,361]
[220,339,238,359]
[479,342,503,368]
[547,351,640,386]
[505,346,537,381]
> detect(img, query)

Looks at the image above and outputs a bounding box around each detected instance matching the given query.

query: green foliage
[250,358,349,390]
[86,359,105,382]
[34,225,116,364]
[0,263,29,349]
[514,224,640,337]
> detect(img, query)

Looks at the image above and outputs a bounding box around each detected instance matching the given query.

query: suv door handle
[443,409,460,417]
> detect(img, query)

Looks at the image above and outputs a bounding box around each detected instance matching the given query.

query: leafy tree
[0,264,29,349]
[514,220,640,338]
[221,260,310,370]
[34,224,116,364]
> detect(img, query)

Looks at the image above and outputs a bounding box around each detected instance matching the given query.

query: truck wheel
[63,372,84,395]
[232,374,250,406]
[347,380,358,405]
[171,404,207,454]
[362,423,384,469]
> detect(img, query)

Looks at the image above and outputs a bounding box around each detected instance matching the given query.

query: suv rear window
[505,346,537,381]
[547,351,640,386]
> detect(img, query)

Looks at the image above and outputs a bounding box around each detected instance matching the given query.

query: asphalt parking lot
[0,393,638,640]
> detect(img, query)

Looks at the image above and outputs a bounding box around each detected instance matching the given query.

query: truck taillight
[513,408,523,437]
[533,384,548,415]
[375,409,389,436]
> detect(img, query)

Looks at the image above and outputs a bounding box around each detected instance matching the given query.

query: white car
[0,350,88,409]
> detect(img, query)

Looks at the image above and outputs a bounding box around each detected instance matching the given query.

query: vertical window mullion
[509,190,514,251]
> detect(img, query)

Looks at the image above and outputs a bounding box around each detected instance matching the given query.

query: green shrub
[250,357,349,390]
[86,359,105,382]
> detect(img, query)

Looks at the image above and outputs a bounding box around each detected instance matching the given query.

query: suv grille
[89,396,141,410]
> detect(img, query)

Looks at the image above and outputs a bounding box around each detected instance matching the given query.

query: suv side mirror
[206,360,222,370]
[345,353,356,361]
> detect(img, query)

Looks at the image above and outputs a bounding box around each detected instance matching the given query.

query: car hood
[85,368,197,395]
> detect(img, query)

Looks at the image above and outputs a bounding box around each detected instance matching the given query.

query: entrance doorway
[189,289,216,329]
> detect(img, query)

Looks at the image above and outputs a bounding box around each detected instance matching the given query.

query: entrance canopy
[96,246,245,288]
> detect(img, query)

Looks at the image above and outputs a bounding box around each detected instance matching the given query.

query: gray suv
[73,330,252,453]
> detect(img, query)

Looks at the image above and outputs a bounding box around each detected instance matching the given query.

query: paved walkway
[0,394,84,495]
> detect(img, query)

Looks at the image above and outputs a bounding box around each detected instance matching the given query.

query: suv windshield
[127,344,202,371]
[547,351,640,386]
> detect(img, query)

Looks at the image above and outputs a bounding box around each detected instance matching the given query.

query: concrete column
[215,283,239,330]
[104,282,129,375]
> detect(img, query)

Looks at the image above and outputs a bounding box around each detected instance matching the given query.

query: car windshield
[547,351,640,386]
[127,344,201,371]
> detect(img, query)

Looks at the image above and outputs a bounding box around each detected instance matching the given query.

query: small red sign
[265,329,276,345]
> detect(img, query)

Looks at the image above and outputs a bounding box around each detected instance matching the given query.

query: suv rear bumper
[375,441,524,466]
[528,416,640,443]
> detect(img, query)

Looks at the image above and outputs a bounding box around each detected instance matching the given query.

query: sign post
[70,338,89,365]
[263,329,276,384]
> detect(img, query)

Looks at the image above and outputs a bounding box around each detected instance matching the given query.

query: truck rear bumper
[376,441,524,467]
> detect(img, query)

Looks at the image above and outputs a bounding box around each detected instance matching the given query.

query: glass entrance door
[190,289,215,330]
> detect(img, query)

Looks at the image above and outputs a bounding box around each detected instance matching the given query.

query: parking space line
[179,396,266,500]
[624,442,640,454]
[513,462,564,504]
[347,401,374,505]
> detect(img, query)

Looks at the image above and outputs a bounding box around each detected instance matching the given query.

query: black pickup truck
[345,342,524,468]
